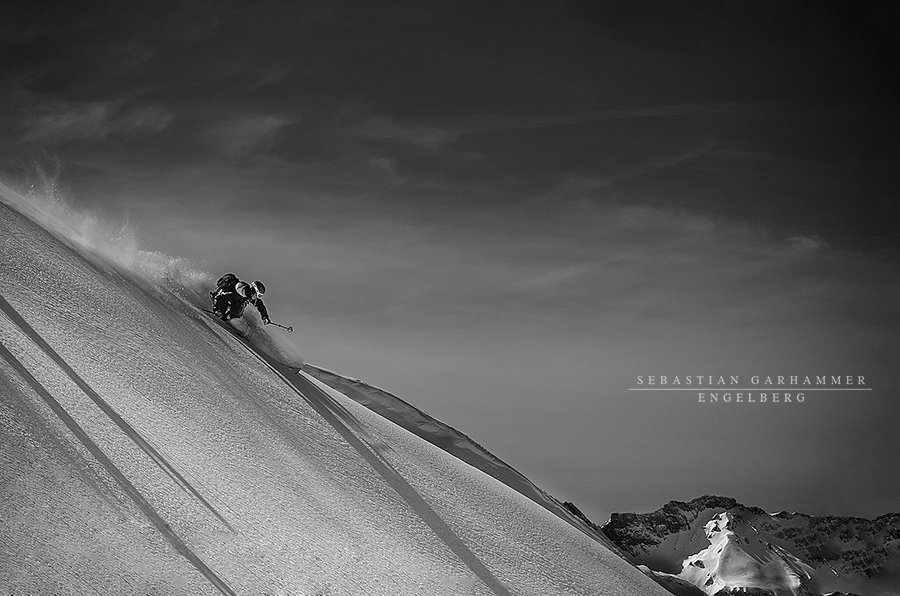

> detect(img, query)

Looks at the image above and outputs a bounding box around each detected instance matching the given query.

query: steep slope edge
[302,363,617,549]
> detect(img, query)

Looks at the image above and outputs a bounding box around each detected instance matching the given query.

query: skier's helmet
[235,281,252,297]
[251,280,266,296]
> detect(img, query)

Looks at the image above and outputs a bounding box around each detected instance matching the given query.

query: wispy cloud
[343,116,458,151]
[787,235,828,254]
[219,193,844,334]
[341,104,734,153]
[367,156,404,181]
[210,114,293,155]
[19,101,172,144]
[247,63,294,89]
[608,141,716,184]
[457,103,742,135]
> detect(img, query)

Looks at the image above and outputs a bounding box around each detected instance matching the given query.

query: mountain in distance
[599,495,900,596]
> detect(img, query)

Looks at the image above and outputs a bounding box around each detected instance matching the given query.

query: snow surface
[301,364,621,552]
[0,191,671,595]
[677,512,809,596]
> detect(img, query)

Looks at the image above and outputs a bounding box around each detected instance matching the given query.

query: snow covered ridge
[601,495,900,596]
[301,363,621,551]
[0,190,672,594]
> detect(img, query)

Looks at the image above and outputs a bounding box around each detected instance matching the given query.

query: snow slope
[0,189,670,595]
[302,364,621,551]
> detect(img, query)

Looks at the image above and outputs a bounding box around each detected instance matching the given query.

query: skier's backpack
[216,273,239,293]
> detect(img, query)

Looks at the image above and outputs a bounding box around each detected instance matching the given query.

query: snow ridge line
[200,311,517,596]
[0,293,234,531]
[304,364,618,548]
[0,336,236,596]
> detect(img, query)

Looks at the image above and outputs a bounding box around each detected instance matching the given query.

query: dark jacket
[222,292,268,321]
[245,294,269,321]
[212,274,269,322]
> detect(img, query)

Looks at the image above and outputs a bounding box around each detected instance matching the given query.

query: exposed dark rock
[600,495,899,596]
[713,589,775,596]
[562,500,601,533]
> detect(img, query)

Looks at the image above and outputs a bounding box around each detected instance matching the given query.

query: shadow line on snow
[287,369,515,596]
[0,293,233,531]
[304,365,617,548]
[0,365,122,514]
[0,339,236,596]
[215,316,515,596]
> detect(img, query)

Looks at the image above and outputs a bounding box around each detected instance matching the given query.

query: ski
[198,307,250,340]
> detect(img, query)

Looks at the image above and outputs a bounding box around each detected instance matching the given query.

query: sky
[1,1,898,523]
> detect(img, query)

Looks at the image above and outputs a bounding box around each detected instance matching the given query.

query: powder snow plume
[0,173,207,286]
[0,173,303,367]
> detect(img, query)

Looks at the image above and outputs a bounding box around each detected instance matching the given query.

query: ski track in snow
[0,197,670,595]
[194,310,513,596]
[0,293,232,530]
[0,337,237,596]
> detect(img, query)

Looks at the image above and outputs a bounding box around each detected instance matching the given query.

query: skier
[210,273,270,324]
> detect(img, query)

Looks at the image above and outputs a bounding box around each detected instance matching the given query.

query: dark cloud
[568,1,900,100]
[1,1,898,522]
[18,100,172,144]
[4,2,897,228]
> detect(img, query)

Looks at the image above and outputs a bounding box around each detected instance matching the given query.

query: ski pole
[268,321,293,332]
